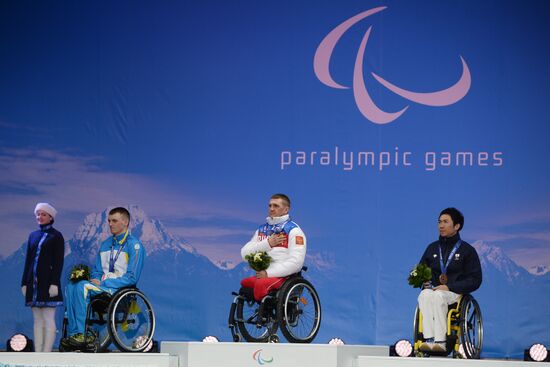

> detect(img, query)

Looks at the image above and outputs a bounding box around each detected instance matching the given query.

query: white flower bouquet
[244,251,272,271]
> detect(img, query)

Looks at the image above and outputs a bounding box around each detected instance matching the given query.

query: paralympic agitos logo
[252,349,274,365]
[313,6,471,124]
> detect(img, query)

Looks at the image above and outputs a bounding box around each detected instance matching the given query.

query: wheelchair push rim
[459,296,483,359]
[108,289,156,352]
[278,279,321,343]
[236,297,278,342]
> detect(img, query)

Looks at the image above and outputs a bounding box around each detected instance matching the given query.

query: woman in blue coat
[21,203,65,352]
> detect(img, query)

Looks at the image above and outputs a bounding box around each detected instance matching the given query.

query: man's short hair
[109,207,131,222]
[440,207,464,231]
[270,193,291,208]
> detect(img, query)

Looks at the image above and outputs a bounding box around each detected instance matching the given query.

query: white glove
[21,285,26,297]
[48,285,58,298]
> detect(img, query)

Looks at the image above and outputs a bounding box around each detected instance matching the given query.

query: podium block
[161,341,388,367]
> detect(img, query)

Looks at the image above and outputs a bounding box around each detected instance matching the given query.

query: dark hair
[439,207,464,231]
[270,193,291,207]
[109,207,131,221]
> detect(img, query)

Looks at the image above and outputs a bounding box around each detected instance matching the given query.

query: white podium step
[0,352,177,367]
[161,341,388,367]
[354,356,534,367]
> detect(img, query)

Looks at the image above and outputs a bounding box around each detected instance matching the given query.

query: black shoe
[59,337,73,352]
[63,332,97,350]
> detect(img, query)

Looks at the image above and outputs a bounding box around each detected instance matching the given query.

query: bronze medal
[439,273,448,285]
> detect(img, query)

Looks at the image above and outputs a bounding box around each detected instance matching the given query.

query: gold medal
[439,273,448,285]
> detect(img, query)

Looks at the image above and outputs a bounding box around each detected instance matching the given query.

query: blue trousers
[64,280,116,336]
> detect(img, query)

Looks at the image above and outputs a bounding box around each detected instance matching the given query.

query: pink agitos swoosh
[314,6,387,89]
[313,7,472,124]
[371,56,471,107]
[353,27,408,124]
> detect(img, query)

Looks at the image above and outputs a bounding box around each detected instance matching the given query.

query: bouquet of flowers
[69,264,91,283]
[244,251,272,272]
[408,263,432,288]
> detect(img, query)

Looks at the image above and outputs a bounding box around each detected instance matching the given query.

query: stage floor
[0,342,536,367]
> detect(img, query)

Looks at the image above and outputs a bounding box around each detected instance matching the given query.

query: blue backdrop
[1,0,549,359]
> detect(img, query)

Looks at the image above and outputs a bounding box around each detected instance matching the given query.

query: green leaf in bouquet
[408,263,432,288]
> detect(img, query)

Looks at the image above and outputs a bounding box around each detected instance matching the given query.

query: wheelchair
[228,267,321,343]
[413,293,483,359]
[60,286,155,352]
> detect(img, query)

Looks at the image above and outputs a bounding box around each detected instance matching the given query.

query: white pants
[418,289,460,342]
[31,307,57,352]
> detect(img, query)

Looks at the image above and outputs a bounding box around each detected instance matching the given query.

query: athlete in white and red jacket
[240,193,306,301]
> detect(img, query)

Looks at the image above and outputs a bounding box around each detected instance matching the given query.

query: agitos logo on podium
[313,6,471,124]
[252,349,274,365]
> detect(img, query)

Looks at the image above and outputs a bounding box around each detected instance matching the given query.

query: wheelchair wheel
[108,289,155,352]
[277,277,321,343]
[236,297,278,342]
[459,295,483,359]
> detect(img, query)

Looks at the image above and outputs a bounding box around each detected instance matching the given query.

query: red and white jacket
[241,215,307,278]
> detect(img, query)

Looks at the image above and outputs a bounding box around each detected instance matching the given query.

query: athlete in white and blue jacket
[63,207,145,342]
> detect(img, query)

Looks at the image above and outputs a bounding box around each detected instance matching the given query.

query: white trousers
[417,289,460,342]
[31,307,57,352]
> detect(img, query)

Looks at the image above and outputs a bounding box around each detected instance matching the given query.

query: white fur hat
[34,202,57,219]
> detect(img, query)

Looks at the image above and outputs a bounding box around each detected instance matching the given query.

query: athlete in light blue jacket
[63,207,145,347]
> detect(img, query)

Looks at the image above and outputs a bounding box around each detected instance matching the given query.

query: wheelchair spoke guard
[277,278,321,343]
[236,298,278,342]
[108,289,156,352]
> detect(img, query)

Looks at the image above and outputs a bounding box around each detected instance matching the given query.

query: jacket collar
[439,232,460,246]
[266,214,290,225]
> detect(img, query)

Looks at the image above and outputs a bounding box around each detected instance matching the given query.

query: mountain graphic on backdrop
[68,206,196,263]
[473,240,532,282]
[0,207,548,357]
[467,241,550,358]
[528,265,550,276]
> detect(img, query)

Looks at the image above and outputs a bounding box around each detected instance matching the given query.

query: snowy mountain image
[0,208,548,358]
[214,260,238,270]
[528,265,550,276]
[471,241,550,358]
[473,241,532,282]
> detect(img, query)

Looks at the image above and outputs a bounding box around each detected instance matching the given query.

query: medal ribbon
[438,239,461,275]
[109,230,129,272]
